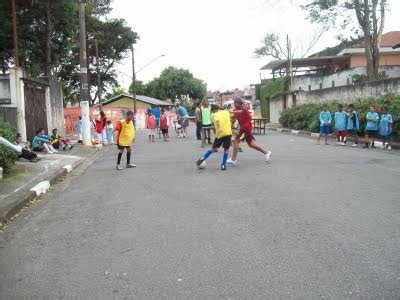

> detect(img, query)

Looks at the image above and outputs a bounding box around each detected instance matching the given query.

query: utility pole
[95,38,102,109]
[131,45,137,113]
[78,0,91,146]
[11,0,19,68]
[287,34,293,85]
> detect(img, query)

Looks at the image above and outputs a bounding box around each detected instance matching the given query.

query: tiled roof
[380,31,400,47]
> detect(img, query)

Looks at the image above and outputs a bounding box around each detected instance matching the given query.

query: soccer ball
[198,161,206,169]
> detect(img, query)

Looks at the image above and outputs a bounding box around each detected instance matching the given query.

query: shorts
[161,128,168,134]
[346,129,357,135]
[236,128,254,144]
[181,118,189,129]
[213,135,232,150]
[366,130,378,137]
[148,128,156,135]
[117,144,131,150]
[320,125,331,134]
[336,130,346,138]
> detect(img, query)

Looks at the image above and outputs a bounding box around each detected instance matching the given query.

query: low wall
[295,77,400,104]
[269,96,284,124]
[64,107,177,135]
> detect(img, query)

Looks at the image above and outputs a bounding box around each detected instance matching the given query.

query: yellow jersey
[212,110,232,138]
[116,119,135,146]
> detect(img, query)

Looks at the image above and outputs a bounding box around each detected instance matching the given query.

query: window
[332,80,335,87]
[292,94,297,106]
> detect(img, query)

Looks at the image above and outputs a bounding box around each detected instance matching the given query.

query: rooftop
[102,94,172,107]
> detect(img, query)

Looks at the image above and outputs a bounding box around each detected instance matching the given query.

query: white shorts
[148,129,156,135]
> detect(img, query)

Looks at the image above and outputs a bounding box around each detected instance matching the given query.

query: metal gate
[23,78,48,142]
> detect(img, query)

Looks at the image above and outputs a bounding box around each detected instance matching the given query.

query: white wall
[269,96,284,123]
[289,66,400,92]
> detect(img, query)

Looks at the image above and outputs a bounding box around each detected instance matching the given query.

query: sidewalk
[265,123,400,149]
[0,145,102,224]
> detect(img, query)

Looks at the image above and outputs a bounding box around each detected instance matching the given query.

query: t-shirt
[346,111,359,130]
[319,111,331,126]
[177,106,189,118]
[233,106,252,131]
[201,107,211,125]
[195,107,202,123]
[147,115,156,129]
[366,112,379,131]
[334,111,347,131]
[212,110,232,138]
[160,114,168,129]
[380,113,393,136]
[115,119,135,146]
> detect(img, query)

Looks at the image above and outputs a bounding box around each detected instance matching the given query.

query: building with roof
[260,31,400,123]
[101,94,173,109]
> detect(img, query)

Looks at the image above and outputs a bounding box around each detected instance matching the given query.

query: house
[260,31,400,123]
[101,94,173,110]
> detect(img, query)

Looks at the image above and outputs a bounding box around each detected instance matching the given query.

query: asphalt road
[1,129,400,298]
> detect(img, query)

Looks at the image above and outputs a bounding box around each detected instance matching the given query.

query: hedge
[279,94,400,140]
[0,118,18,174]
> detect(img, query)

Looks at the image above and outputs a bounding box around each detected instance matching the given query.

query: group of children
[145,108,170,142]
[318,103,394,150]
[196,97,272,171]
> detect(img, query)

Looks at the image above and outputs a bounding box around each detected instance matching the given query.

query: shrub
[278,95,400,140]
[0,118,18,174]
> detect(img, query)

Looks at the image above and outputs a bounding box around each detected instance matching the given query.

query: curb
[267,127,400,150]
[0,149,101,224]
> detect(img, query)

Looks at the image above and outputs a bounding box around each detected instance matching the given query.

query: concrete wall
[48,79,65,136]
[269,96,284,124]
[295,77,400,104]
[0,75,11,104]
[289,66,400,92]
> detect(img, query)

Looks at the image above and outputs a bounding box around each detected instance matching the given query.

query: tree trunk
[43,0,51,77]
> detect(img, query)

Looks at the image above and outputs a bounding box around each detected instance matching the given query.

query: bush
[0,118,18,174]
[278,95,400,140]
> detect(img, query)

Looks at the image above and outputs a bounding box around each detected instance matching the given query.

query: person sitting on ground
[51,128,74,151]
[15,133,41,162]
[32,128,58,154]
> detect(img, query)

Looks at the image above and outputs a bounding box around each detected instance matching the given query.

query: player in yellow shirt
[196,104,232,170]
[115,110,136,170]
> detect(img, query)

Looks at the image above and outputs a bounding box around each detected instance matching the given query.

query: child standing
[115,110,136,170]
[146,109,156,142]
[334,104,347,145]
[317,104,331,145]
[106,120,114,145]
[363,104,380,148]
[160,108,169,142]
[345,104,359,147]
[76,116,83,143]
[196,104,232,171]
[379,106,393,150]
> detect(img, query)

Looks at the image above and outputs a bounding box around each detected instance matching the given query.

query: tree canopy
[0,0,138,106]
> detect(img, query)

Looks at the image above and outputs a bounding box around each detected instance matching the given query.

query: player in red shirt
[160,108,169,141]
[227,97,272,165]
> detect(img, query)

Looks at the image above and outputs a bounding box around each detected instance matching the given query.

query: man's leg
[117,148,124,169]
[196,147,215,166]
[325,133,328,145]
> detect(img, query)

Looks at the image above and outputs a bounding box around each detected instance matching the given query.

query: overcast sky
[110,0,400,92]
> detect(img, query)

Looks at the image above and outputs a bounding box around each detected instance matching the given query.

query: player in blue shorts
[317,103,332,145]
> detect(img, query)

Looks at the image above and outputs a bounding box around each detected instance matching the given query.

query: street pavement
[1,129,400,298]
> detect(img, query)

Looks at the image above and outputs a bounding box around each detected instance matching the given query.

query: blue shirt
[346,111,359,130]
[319,111,331,126]
[366,112,379,131]
[380,113,393,136]
[76,120,83,133]
[334,111,347,131]
[31,135,50,150]
[177,106,189,118]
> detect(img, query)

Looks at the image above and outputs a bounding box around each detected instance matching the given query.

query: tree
[255,31,323,60]
[146,66,207,101]
[128,80,146,95]
[105,86,127,99]
[303,0,387,80]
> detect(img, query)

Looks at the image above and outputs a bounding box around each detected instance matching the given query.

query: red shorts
[336,131,346,138]
[235,128,254,144]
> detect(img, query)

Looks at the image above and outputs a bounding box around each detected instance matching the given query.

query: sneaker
[69,145,75,150]
[126,163,136,168]
[387,146,392,150]
[52,149,58,153]
[381,144,385,150]
[351,143,358,147]
[340,142,346,146]
[116,165,123,170]
[221,164,227,171]
[196,158,205,167]
[265,151,272,162]
[227,158,236,165]
[47,151,54,154]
